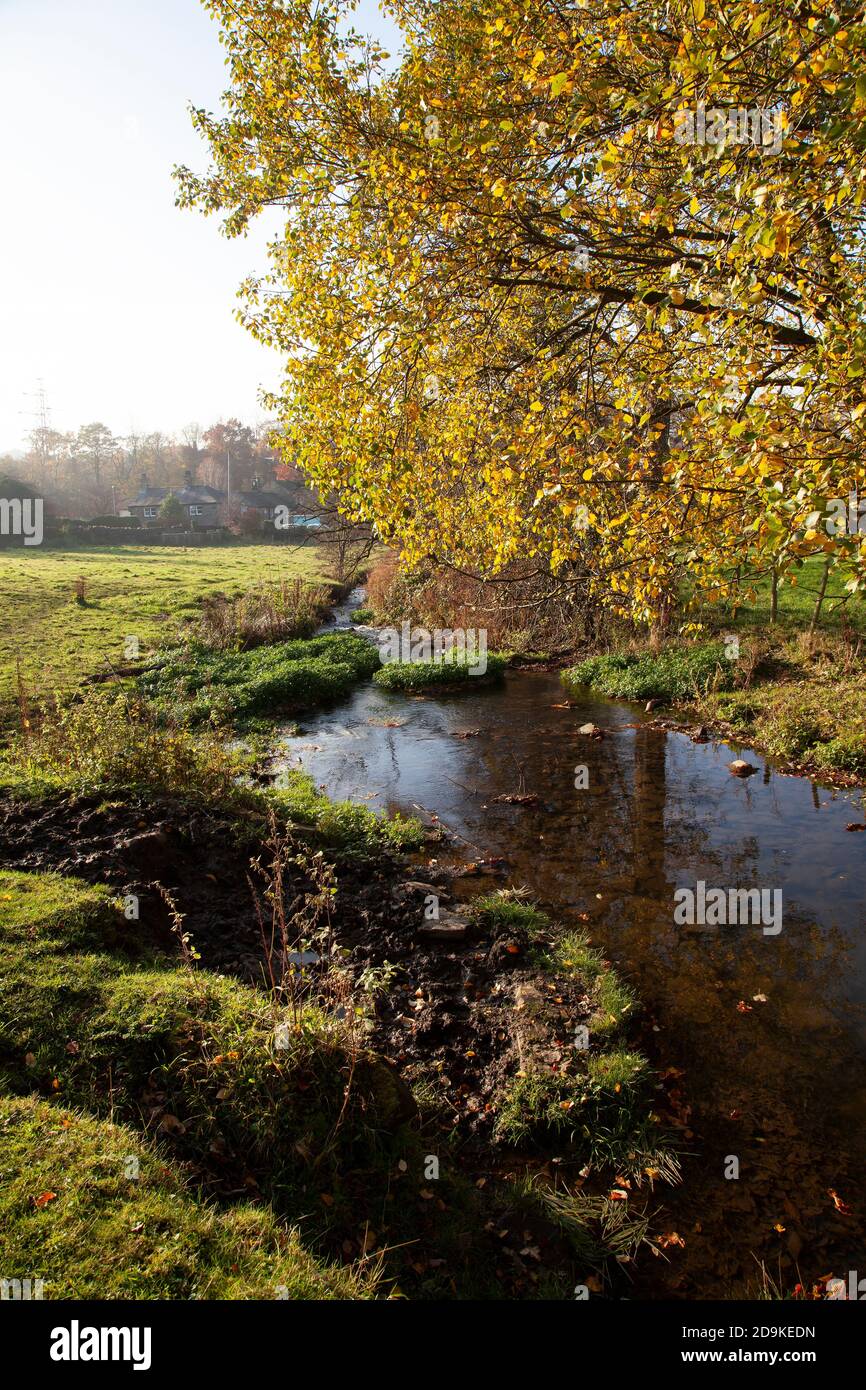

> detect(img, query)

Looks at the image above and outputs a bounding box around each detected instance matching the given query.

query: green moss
[0,1095,368,1300]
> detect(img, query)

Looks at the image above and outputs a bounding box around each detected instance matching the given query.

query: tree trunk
[809,559,831,635]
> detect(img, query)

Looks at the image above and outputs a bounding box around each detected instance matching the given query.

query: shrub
[195,580,332,650]
[3,688,244,801]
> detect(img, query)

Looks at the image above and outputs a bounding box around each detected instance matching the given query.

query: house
[126,472,226,529]
[235,477,322,528]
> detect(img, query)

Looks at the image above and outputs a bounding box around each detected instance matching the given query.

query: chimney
[183,468,193,487]
[141,472,149,492]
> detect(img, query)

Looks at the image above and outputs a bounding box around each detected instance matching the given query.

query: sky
[0,0,402,455]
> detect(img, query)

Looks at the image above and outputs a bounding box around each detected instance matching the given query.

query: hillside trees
[177,0,866,621]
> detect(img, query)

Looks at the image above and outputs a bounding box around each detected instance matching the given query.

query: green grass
[564,642,733,703]
[141,632,381,727]
[699,556,866,634]
[707,669,866,775]
[471,891,549,935]
[535,931,636,1037]
[0,543,329,726]
[494,1056,651,1158]
[0,1095,368,1300]
[564,621,866,779]
[373,652,507,690]
[271,769,424,853]
[468,891,663,1167]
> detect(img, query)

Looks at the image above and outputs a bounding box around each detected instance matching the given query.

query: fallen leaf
[828,1188,852,1215]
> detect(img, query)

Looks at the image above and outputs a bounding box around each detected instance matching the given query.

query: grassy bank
[0,1095,367,1300]
[0,861,675,1298]
[0,870,409,1251]
[0,542,328,725]
[142,632,381,728]
[564,631,866,781]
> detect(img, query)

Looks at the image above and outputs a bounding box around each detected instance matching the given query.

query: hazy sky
[0,0,401,453]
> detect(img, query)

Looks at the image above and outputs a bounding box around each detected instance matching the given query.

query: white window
[143,507,157,518]
[189,505,202,516]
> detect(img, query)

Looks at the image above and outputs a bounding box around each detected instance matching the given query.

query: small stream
[278,606,866,1297]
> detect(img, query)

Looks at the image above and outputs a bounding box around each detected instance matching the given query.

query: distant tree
[204,419,256,492]
[180,422,203,474]
[159,492,185,526]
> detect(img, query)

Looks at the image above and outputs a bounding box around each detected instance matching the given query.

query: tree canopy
[177,0,866,620]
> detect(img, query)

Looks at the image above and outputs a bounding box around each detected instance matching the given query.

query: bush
[3,688,244,801]
[195,580,332,650]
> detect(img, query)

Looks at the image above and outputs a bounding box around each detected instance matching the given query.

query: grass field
[0,542,329,724]
[693,556,866,633]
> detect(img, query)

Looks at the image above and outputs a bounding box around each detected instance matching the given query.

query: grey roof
[127,485,225,507]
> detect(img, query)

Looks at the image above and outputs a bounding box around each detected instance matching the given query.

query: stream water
[278,605,866,1297]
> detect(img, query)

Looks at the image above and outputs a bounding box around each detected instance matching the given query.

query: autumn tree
[180,0,866,622]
